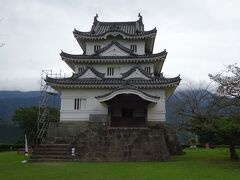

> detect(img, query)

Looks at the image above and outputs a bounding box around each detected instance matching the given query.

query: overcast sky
[0,0,239,91]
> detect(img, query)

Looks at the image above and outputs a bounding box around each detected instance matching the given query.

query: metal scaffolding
[36,70,61,144]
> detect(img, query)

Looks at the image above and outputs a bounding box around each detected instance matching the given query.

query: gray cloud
[0,0,239,90]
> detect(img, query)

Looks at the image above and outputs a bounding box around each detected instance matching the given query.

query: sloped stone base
[43,121,182,161]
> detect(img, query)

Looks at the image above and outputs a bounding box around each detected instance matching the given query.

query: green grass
[0,148,240,180]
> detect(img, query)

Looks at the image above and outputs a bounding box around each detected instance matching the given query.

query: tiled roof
[73,28,156,38]
[93,40,137,56]
[60,50,167,61]
[73,14,157,39]
[45,75,181,88]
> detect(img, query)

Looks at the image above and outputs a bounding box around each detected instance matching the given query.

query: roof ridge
[93,13,142,25]
[98,21,137,25]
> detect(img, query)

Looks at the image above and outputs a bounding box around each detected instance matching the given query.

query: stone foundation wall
[46,121,182,161]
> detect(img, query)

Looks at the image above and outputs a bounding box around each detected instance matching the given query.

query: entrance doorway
[106,94,150,127]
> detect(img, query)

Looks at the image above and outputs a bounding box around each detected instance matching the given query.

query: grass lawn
[0,148,240,180]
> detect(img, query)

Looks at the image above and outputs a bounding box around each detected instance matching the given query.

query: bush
[0,144,24,152]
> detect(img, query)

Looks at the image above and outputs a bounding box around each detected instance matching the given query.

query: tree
[170,82,213,120]
[170,77,240,160]
[12,106,59,144]
[209,64,240,160]
[215,113,240,160]
[209,64,240,100]
[12,107,39,143]
[168,82,220,144]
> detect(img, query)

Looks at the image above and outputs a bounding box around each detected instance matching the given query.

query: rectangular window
[74,99,86,110]
[107,67,114,76]
[144,67,151,73]
[78,67,85,73]
[74,99,79,110]
[130,45,137,52]
[94,45,100,52]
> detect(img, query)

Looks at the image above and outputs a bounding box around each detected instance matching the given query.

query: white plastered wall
[59,88,166,122]
[60,89,109,121]
[145,89,166,122]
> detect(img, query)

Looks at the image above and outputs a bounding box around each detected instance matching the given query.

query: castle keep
[32,14,182,161]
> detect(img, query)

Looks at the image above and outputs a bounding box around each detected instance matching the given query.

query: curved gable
[78,69,101,79]
[123,69,151,80]
[121,65,153,80]
[96,87,160,103]
[99,44,130,56]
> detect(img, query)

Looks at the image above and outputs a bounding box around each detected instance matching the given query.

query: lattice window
[130,45,137,52]
[78,67,85,73]
[107,67,114,76]
[74,99,86,110]
[144,67,151,73]
[94,45,100,52]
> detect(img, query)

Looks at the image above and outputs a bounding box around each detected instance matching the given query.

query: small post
[21,134,29,163]
[71,147,76,160]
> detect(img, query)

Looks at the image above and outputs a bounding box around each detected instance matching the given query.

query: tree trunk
[229,143,239,160]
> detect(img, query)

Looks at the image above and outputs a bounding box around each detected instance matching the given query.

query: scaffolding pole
[36,70,61,145]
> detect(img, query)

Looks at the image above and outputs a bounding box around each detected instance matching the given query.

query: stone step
[111,123,146,127]
[33,150,70,155]
[41,141,55,144]
[30,143,73,161]
[34,147,70,151]
[29,159,74,162]
[41,140,69,144]
[37,144,71,148]
[31,154,72,159]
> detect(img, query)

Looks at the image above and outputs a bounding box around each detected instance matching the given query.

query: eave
[60,50,167,73]
[46,82,180,89]
[60,50,166,62]
[73,28,157,40]
[73,29,156,52]
[45,75,181,89]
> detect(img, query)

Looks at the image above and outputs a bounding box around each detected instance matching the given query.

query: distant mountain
[0,91,41,99]
[0,90,192,144]
[0,90,175,122]
[0,91,60,122]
